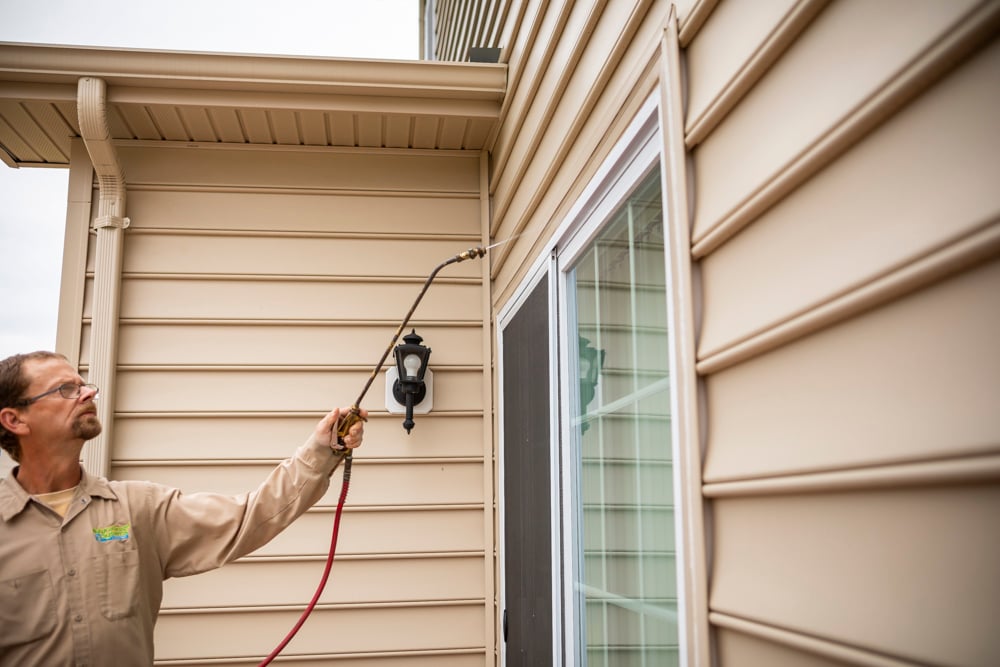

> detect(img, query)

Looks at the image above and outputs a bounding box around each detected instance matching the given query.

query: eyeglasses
[15,382,99,407]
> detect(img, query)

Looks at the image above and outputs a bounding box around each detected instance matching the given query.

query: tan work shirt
[0,435,344,666]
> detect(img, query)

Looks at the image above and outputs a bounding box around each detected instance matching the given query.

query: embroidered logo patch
[93,523,131,543]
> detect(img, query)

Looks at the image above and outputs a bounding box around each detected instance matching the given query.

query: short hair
[0,351,68,463]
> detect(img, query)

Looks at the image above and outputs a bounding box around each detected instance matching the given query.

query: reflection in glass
[567,168,677,666]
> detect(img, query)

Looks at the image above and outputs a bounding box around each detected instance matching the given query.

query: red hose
[258,454,352,666]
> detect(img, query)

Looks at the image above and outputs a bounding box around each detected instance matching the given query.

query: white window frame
[554,94,678,667]
[498,81,704,664]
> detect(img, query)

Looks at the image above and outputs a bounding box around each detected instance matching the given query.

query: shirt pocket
[92,548,140,621]
[0,569,56,647]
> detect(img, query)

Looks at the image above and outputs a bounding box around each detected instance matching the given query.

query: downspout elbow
[78,77,128,229]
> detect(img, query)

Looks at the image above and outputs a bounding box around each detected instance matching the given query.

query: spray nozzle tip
[458,246,487,261]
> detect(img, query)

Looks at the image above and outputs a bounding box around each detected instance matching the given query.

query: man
[0,351,366,665]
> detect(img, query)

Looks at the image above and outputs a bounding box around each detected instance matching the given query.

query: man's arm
[142,406,365,578]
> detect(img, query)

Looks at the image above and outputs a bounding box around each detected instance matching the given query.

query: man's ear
[0,407,28,436]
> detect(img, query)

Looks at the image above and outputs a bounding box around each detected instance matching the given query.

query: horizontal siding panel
[98,278,481,320]
[112,368,484,412]
[493,0,653,223]
[684,0,803,135]
[247,508,484,556]
[118,145,481,193]
[699,37,1000,357]
[488,0,571,174]
[491,0,603,195]
[715,627,857,667]
[710,483,1000,666]
[108,323,482,367]
[153,603,485,660]
[111,460,484,507]
[490,5,666,300]
[124,190,480,235]
[121,233,486,279]
[703,258,1000,482]
[691,0,980,244]
[161,555,483,608]
[112,414,485,461]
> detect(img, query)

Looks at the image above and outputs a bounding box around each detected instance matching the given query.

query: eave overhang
[0,42,507,167]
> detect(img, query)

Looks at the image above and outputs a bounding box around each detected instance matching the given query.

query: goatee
[73,414,103,441]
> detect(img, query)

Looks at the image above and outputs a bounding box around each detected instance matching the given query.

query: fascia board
[0,42,506,101]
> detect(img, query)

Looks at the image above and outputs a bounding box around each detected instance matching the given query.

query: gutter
[0,42,507,100]
[77,76,127,477]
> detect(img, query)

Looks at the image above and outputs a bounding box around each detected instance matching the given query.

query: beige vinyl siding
[75,143,491,665]
[488,0,675,303]
[438,0,706,662]
[698,35,1000,364]
[686,0,1000,665]
[431,0,514,62]
[435,0,999,664]
[688,0,986,254]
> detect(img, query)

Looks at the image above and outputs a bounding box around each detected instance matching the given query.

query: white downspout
[77,77,128,477]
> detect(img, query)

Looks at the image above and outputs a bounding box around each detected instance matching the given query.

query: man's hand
[315,406,367,453]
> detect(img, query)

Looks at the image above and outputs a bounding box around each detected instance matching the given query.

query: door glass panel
[567,168,678,666]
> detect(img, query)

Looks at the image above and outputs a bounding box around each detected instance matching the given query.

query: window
[564,168,678,666]
[500,95,689,666]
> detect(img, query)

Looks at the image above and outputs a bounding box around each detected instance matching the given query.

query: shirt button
[68,569,77,576]
[74,614,83,623]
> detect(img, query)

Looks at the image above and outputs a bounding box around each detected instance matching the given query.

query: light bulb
[403,353,422,379]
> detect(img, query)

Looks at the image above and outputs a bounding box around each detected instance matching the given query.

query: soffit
[0,43,506,167]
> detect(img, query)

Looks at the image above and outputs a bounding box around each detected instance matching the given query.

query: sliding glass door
[565,168,678,666]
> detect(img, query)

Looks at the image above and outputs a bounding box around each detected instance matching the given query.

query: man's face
[20,357,102,444]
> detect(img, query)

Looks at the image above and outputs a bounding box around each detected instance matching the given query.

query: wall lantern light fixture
[390,330,432,433]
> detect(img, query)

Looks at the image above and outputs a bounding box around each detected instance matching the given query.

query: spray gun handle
[336,405,367,449]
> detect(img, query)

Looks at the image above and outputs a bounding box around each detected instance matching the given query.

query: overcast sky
[0,0,420,360]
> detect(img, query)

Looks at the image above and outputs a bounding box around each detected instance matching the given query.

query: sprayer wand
[333,245,488,444]
[259,243,494,665]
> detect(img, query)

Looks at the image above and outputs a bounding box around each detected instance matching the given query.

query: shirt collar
[0,465,118,521]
